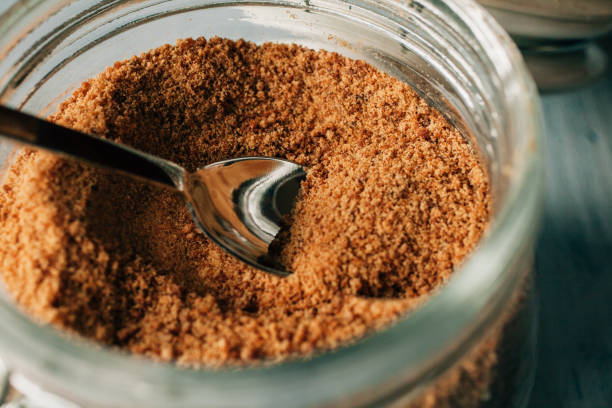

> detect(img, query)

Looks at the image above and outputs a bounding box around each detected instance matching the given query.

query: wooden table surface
[527,57,612,407]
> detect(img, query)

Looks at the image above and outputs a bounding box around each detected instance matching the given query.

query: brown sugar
[0,37,490,367]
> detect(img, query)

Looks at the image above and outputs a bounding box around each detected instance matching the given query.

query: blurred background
[527,35,612,408]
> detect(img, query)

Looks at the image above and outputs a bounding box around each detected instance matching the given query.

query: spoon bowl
[0,106,305,276]
[187,158,305,275]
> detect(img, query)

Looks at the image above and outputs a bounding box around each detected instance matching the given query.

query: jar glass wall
[0,1,543,407]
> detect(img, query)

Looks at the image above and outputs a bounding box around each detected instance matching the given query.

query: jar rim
[0,0,544,406]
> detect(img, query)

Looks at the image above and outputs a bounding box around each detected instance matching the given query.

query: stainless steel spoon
[0,106,306,276]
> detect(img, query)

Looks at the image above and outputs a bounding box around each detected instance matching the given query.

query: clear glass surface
[0,1,544,407]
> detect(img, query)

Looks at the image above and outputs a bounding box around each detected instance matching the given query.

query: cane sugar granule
[0,37,489,366]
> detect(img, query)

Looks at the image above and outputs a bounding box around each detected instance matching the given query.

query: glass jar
[475,0,612,90]
[0,1,543,407]
[477,0,612,41]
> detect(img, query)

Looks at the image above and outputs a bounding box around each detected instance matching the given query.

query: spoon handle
[0,106,183,190]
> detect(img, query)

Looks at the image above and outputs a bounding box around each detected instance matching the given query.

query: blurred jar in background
[478,0,612,90]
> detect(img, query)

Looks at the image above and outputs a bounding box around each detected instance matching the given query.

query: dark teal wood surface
[528,64,612,407]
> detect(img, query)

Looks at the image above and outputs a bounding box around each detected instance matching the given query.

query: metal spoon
[0,106,305,276]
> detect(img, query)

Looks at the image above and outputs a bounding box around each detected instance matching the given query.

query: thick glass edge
[0,0,545,405]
